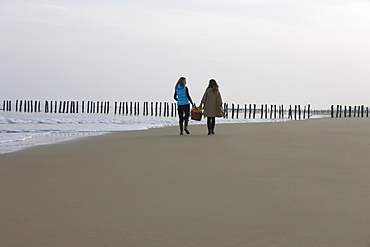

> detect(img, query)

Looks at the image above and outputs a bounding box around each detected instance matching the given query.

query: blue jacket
[174,84,193,106]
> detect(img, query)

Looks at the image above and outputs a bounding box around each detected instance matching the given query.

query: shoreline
[1,118,369,246]
[0,116,297,155]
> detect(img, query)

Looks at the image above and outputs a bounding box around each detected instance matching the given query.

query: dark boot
[211,121,215,135]
[207,122,211,135]
[179,122,184,135]
[184,119,190,134]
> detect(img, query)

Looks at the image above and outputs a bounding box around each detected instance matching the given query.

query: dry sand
[0,118,369,247]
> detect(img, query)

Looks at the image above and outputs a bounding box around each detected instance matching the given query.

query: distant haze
[1,0,369,109]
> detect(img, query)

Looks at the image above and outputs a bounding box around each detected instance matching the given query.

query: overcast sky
[1,0,369,109]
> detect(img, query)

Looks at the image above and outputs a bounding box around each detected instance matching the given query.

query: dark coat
[201,88,223,117]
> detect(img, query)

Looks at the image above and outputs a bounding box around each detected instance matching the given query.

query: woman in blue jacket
[174,77,194,135]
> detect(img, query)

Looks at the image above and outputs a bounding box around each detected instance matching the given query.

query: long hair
[175,77,186,88]
[208,79,219,92]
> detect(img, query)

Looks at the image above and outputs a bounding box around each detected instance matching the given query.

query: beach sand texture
[1,118,369,247]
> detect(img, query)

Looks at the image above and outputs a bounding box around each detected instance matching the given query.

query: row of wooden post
[5,100,368,120]
[224,103,311,120]
[331,105,369,118]
[1,100,178,117]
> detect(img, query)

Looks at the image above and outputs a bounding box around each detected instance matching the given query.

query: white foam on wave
[0,111,323,154]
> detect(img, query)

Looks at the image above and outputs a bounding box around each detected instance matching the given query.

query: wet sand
[1,118,369,246]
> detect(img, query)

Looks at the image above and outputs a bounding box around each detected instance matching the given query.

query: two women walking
[174,77,223,135]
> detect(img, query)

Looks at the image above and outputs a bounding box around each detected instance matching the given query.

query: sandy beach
[0,118,369,247]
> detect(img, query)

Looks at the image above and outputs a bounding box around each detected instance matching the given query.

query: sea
[0,109,316,155]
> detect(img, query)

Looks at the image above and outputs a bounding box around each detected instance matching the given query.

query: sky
[1,0,369,109]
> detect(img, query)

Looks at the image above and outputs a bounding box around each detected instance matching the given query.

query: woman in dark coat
[200,79,223,135]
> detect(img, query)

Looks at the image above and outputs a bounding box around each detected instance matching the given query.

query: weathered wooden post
[270,105,273,119]
[294,105,297,120]
[236,104,239,119]
[336,105,339,118]
[260,104,264,119]
[349,106,352,117]
[248,104,252,119]
[253,104,256,119]
[331,105,334,118]
[357,105,360,117]
[361,105,364,118]
[19,100,23,112]
[231,103,234,119]
[307,104,310,118]
[264,104,267,119]
[45,100,49,113]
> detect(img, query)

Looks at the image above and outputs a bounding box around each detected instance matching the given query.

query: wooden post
[231,103,234,119]
[265,104,268,119]
[336,105,339,118]
[349,106,352,117]
[354,106,357,118]
[244,104,247,119]
[159,102,162,116]
[307,104,310,118]
[125,102,128,115]
[248,104,252,119]
[361,105,364,118]
[298,105,301,120]
[270,105,273,119]
[253,104,256,119]
[261,104,264,119]
[19,100,23,112]
[45,101,49,113]
[294,105,297,120]
[236,104,239,119]
[331,105,334,118]
[151,102,154,116]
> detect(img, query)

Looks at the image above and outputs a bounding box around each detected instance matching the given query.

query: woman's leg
[207,117,212,135]
[184,104,190,134]
[211,117,216,134]
[178,105,185,135]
